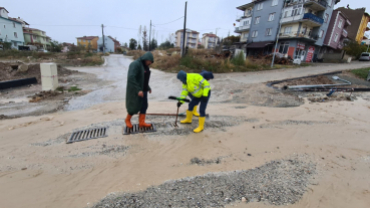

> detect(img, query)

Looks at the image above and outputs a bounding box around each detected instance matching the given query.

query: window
[14,32,17,38]
[284,26,292,34]
[279,42,290,54]
[338,19,343,28]
[255,17,260,24]
[245,9,252,16]
[243,20,250,26]
[257,3,263,10]
[319,30,324,38]
[14,42,17,46]
[334,33,339,42]
[272,0,278,6]
[268,13,275,21]
[291,8,302,16]
[324,14,329,23]
[13,22,16,28]
[266,28,272,36]
[252,30,258,38]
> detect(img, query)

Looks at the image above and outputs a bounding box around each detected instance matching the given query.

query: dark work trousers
[188,91,211,117]
[140,91,149,114]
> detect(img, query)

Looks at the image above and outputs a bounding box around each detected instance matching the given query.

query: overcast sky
[3,0,369,45]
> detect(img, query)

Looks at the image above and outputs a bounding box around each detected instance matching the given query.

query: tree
[344,40,368,59]
[159,41,175,49]
[138,44,142,50]
[124,42,128,48]
[50,41,62,52]
[142,28,149,51]
[149,39,158,51]
[129,39,137,50]
[223,35,240,46]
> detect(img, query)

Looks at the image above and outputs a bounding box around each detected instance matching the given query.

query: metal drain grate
[67,127,108,144]
[123,124,157,135]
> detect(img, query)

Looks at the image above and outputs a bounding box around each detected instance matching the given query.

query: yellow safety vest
[180,73,211,99]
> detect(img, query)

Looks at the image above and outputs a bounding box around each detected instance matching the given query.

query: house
[335,7,370,44]
[175,29,199,49]
[0,7,25,49]
[23,28,51,50]
[108,36,120,52]
[323,10,351,52]
[61,42,74,53]
[201,33,219,49]
[97,36,116,52]
[235,0,340,62]
[76,36,99,51]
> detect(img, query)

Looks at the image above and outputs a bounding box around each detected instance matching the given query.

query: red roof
[8,17,23,24]
[0,7,9,13]
[176,29,199,34]
[77,36,98,40]
[108,36,120,44]
[203,33,218,38]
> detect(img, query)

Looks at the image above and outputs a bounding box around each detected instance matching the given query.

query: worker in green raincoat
[125,52,154,128]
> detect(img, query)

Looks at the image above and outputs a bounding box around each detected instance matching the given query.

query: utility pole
[181,1,188,57]
[101,24,105,53]
[149,20,152,51]
[367,42,370,52]
[271,0,287,68]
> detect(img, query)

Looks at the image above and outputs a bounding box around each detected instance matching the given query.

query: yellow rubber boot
[193,117,205,133]
[193,105,200,117]
[180,110,193,124]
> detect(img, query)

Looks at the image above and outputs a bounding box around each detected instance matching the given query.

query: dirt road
[1,55,370,208]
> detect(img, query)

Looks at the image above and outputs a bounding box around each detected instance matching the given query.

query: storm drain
[67,127,108,144]
[123,124,157,135]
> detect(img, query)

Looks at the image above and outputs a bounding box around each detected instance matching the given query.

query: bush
[231,51,245,66]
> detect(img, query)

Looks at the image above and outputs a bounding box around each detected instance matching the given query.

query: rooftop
[176,29,199,34]
[77,36,99,40]
[0,7,9,13]
[236,2,254,11]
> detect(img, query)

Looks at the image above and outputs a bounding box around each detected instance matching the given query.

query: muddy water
[1,99,370,208]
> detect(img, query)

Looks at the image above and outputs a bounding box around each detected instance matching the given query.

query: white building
[175,29,200,49]
[201,33,219,49]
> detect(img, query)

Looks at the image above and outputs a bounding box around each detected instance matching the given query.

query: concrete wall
[248,0,284,43]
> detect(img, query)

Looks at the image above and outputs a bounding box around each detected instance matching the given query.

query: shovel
[168,96,190,127]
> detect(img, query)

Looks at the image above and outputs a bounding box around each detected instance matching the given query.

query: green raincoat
[126,52,154,115]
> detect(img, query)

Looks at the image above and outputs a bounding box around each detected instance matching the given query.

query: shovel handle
[168,96,190,103]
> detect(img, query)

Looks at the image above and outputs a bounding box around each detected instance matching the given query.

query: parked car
[359,52,370,61]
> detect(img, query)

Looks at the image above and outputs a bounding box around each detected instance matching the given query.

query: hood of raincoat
[200,70,214,80]
[138,52,154,63]
[177,70,187,84]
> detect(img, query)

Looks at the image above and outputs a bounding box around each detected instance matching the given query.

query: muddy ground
[0,62,109,119]
[1,56,370,208]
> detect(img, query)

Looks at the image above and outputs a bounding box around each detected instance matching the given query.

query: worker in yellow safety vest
[177,70,211,133]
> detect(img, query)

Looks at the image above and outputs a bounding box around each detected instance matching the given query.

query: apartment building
[23,28,51,50]
[76,36,99,51]
[175,29,199,49]
[0,7,25,49]
[201,33,219,49]
[335,7,370,44]
[322,10,351,52]
[235,0,340,62]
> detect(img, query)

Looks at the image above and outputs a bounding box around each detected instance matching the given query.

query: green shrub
[350,67,370,80]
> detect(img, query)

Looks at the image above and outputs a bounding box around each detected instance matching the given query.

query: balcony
[302,13,324,26]
[304,0,327,11]
[279,30,318,41]
[281,13,323,27]
[341,29,348,38]
[364,33,369,40]
[234,25,251,33]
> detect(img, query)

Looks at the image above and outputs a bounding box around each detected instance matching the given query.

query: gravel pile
[91,159,316,208]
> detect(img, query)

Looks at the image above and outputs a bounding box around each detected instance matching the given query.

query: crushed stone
[91,159,316,208]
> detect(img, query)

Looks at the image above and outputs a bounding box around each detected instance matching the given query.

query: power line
[153,16,183,26]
